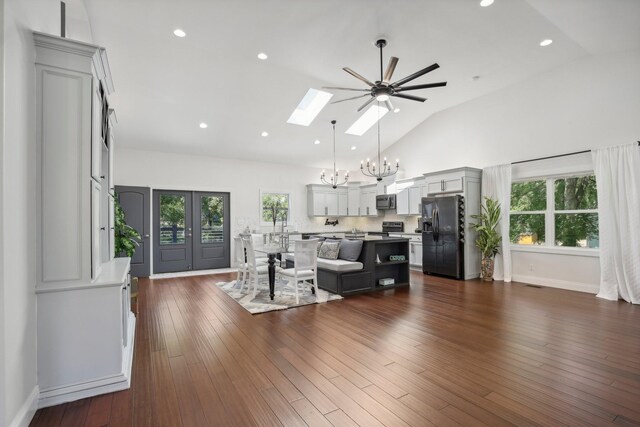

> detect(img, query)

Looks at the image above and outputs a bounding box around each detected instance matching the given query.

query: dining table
[254,244,288,300]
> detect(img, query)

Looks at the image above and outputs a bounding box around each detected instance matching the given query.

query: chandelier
[361,102,399,181]
[320,120,349,188]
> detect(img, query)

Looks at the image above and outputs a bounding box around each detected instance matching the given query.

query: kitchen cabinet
[34,32,134,407]
[338,188,348,216]
[396,188,410,215]
[359,184,378,216]
[424,171,465,195]
[307,185,339,216]
[396,179,424,216]
[347,186,360,216]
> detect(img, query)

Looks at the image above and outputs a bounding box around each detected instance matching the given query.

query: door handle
[144,234,150,238]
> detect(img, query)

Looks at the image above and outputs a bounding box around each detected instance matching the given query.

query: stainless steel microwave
[376,194,396,210]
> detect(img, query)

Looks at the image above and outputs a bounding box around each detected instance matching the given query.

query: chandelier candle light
[320,120,349,189]
[361,102,399,181]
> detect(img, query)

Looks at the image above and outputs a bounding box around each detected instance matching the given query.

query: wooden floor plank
[30,270,640,427]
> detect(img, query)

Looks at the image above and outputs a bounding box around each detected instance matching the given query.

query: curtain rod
[511,141,640,165]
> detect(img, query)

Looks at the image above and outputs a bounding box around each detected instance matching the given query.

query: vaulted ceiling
[84,0,640,169]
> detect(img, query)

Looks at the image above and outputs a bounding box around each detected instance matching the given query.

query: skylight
[287,89,333,126]
[345,105,389,136]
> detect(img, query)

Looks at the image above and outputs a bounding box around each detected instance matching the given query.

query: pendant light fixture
[360,102,399,181]
[320,120,349,189]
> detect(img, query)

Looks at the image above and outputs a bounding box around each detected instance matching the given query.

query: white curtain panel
[592,143,640,303]
[481,164,512,282]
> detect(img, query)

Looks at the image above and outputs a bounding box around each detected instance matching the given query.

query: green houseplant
[470,197,502,281]
[114,198,141,258]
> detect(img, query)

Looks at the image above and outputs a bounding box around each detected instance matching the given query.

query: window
[510,175,598,249]
[261,191,290,225]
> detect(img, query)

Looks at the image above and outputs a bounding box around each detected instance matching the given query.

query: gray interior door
[193,192,230,270]
[115,186,151,277]
[154,190,193,273]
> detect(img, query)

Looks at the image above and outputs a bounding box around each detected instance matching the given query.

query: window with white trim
[510,175,599,248]
[260,191,291,225]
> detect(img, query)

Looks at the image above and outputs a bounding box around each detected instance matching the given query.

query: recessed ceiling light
[287,88,333,126]
[257,52,268,60]
[173,29,186,38]
[393,108,400,113]
[261,131,269,137]
[345,105,389,136]
[540,39,553,47]
[199,122,208,129]
[479,0,494,6]
[314,139,321,145]
[351,146,357,150]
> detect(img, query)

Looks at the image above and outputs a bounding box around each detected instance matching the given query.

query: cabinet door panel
[347,188,360,216]
[312,192,325,216]
[409,186,422,215]
[91,80,102,181]
[326,191,338,216]
[338,191,348,216]
[426,180,443,194]
[91,181,102,279]
[443,176,463,193]
[396,188,409,215]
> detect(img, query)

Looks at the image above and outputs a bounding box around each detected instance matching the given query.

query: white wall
[381,49,640,293]
[3,1,59,425]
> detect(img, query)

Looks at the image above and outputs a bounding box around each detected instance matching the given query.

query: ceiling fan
[324,39,447,112]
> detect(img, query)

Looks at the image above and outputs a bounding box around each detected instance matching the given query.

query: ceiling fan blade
[391,63,440,88]
[322,86,371,92]
[384,99,394,112]
[331,94,370,104]
[357,96,376,112]
[393,93,427,102]
[383,57,399,83]
[343,67,375,87]
[395,81,447,92]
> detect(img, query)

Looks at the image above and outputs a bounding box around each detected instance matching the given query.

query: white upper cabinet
[424,172,465,195]
[396,187,410,215]
[359,185,378,216]
[347,186,360,216]
[307,185,339,216]
[337,189,348,216]
[408,185,423,215]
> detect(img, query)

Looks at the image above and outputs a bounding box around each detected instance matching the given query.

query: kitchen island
[287,236,410,296]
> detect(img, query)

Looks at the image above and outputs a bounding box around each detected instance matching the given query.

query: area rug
[215,279,343,314]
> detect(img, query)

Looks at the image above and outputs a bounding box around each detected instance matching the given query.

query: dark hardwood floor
[31,271,640,426]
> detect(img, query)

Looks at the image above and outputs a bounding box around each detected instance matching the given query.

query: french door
[153,190,230,274]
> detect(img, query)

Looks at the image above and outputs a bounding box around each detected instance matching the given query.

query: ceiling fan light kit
[320,120,349,189]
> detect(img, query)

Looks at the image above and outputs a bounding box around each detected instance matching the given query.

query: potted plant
[470,197,502,281]
[114,198,141,258]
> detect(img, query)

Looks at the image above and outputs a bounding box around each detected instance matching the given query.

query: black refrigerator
[422,195,465,279]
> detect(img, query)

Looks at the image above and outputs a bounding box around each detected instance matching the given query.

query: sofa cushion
[338,238,363,262]
[317,258,363,272]
[318,241,340,260]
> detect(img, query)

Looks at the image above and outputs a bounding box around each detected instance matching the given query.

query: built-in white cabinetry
[307,185,339,216]
[337,189,348,216]
[396,179,424,216]
[424,172,465,195]
[359,184,379,216]
[34,32,134,408]
[347,186,360,216]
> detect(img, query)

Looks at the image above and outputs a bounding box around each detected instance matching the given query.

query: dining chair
[233,236,248,289]
[251,233,271,265]
[278,239,319,304]
[242,235,281,298]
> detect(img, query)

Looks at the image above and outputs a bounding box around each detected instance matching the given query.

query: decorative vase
[481,257,495,281]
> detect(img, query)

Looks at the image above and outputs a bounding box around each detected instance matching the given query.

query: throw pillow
[338,238,363,262]
[318,240,340,260]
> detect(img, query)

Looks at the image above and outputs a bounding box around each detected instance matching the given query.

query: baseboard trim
[512,274,598,294]
[38,314,136,409]
[9,385,39,427]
